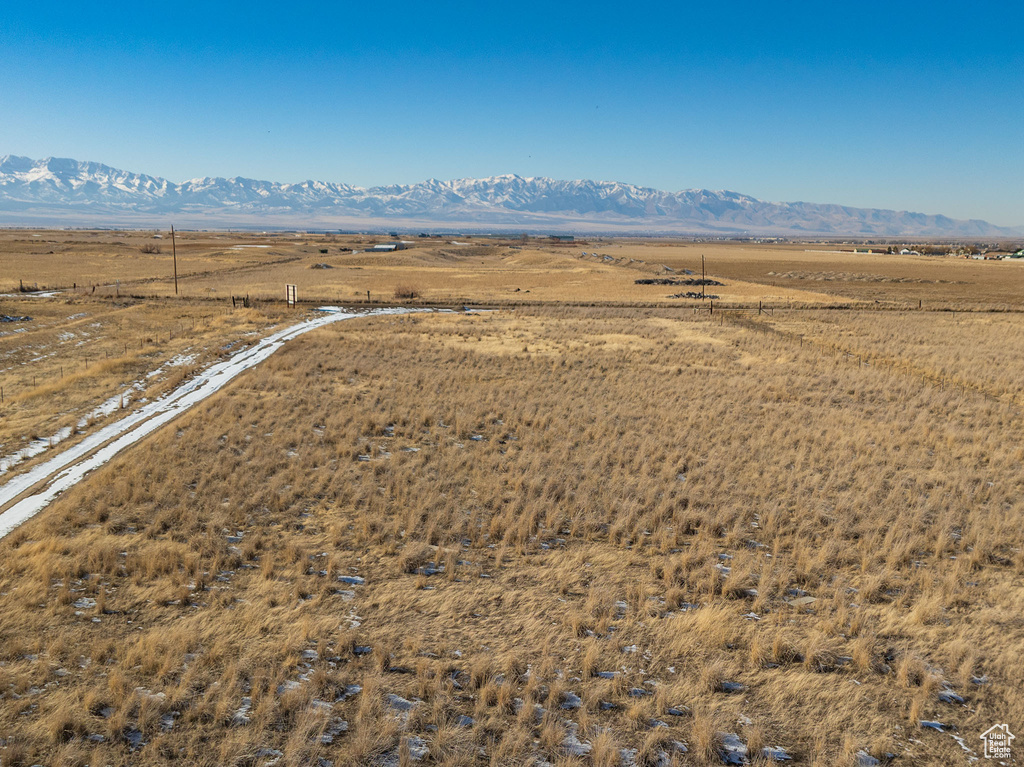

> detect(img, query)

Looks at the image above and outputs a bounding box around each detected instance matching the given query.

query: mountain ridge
[0,155,1018,237]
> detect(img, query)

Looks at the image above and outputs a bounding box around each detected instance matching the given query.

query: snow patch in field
[0,430,72,474]
[720,733,748,764]
[948,732,978,760]
[255,748,283,765]
[762,745,793,761]
[405,735,429,760]
[146,352,196,378]
[233,697,252,725]
[123,727,145,750]
[386,694,417,712]
[321,718,348,744]
[560,691,582,709]
[938,688,964,704]
[562,723,591,756]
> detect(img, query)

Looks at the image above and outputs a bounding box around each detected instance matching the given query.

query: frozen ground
[0,307,429,539]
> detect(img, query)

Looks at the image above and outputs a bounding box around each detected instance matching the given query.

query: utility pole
[701,254,706,300]
[171,225,179,296]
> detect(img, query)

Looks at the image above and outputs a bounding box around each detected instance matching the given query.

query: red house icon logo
[980,724,1014,760]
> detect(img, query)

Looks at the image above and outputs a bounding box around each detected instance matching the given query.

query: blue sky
[1,1,1022,225]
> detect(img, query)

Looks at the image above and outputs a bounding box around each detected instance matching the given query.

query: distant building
[549,235,575,243]
[368,242,407,252]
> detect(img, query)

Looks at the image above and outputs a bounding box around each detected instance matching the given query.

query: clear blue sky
[2,1,1022,225]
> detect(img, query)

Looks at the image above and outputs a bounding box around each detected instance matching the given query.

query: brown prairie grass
[1,302,1023,765]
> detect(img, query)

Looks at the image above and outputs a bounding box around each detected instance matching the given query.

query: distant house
[368,242,407,252]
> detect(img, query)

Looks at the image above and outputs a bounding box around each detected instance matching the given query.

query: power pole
[701,254,706,300]
[171,225,179,296]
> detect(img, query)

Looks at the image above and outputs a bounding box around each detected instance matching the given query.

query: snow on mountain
[0,155,1017,236]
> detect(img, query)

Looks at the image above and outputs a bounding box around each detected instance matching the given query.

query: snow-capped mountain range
[0,155,1017,237]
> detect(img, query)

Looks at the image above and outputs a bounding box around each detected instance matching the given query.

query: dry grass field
[1,233,1022,766]
[615,241,1024,310]
[0,230,297,295]
[2,231,848,307]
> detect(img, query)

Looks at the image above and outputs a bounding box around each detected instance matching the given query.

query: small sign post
[286,284,297,307]
[171,225,178,295]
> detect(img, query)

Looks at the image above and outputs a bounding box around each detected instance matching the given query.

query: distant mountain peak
[0,155,1018,236]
